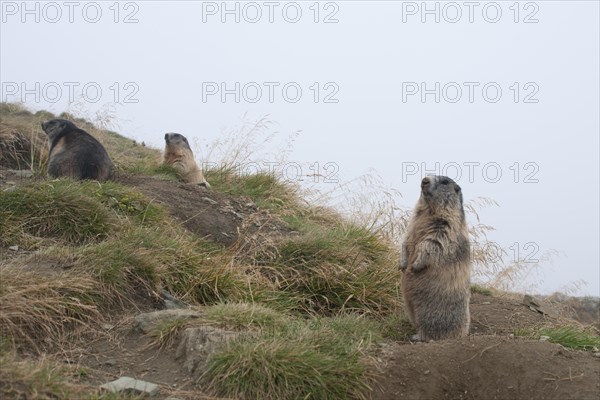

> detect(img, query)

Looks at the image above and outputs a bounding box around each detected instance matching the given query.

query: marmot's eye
[441,179,450,185]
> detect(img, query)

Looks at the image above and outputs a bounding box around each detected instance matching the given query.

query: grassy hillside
[1,103,597,399]
[0,103,405,399]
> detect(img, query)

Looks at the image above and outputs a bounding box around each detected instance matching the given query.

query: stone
[8,245,19,252]
[201,197,218,205]
[523,295,558,318]
[134,309,202,334]
[539,335,550,342]
[175,326,245,374]
[161,289,189,310]
[8,169,34,178]
[100,376,159,396]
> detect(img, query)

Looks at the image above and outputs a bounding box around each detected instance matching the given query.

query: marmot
[399,175,471,341]
[163,133,210,188]
[41,119,115,181]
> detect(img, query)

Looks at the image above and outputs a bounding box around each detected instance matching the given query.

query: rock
[164,300,185,310]
[481,301,491,305]
[161,289,189,310]
[101,323,115,331]
[134,309,202,334]
[8,245,19,252]
[593,352,600,358]
[100,376,159,396]
[8,169,34,178]
[409,334,422,342]
[175,326,244,374]
[201,197,218,205]
[539,335,550,342]
[523,295,558,318]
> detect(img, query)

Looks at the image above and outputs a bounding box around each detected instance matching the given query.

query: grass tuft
[202,313,377,400]
[539,326,600,351]
[0,180,117,246]
[201,303,291,332]
[0,269,102,351]
[254,223,401,315]
[471,284,494,297]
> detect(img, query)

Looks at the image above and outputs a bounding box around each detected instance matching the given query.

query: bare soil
[117,174,291,247]
[373,336,600,400]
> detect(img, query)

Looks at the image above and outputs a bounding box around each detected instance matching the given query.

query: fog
[1,1,598,296]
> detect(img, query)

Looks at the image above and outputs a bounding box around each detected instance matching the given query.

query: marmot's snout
[421,176,431,189]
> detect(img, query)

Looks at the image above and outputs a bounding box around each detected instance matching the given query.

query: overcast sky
[1,0,598,296]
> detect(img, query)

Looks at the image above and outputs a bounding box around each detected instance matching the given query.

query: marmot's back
[41,119,114,181]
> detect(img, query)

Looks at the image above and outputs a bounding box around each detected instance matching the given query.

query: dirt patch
[117,174,292,247]
[470,293,552,336]
[75,316,215,399]
[373,337,600,400]
[374,293,600,400]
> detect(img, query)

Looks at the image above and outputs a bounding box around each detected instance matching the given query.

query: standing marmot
[41,119,115,181]
[163,133,210,188]
[399,175,471,340]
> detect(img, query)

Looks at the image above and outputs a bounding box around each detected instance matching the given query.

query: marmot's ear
[164,133,168,141]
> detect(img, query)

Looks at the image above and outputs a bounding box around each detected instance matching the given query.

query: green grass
[254,223,401,315]
[73,225,246,304]
[205,168,298,210]
[0,180,118,246]
[539,326,600,351]
[471,284,494,296]
[201,303,291,332]
[514,325,600,351]
[202,312,379,400]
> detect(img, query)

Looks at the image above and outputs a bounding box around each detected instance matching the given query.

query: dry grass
[0,103,50,172]
[0,268,102,351]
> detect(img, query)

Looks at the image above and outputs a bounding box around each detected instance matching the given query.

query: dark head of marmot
[419,175,464,216]
[41,119,115,181]
[164,132,191,151]
[400,175,471,341]
[41,119,76,143]
[163,133,210,188]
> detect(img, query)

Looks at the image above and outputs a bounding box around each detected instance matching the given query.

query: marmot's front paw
[399,259,408,271]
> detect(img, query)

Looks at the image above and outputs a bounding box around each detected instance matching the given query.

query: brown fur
[41,119,114,181]
[163,133,210,187]
[400,175,471,340]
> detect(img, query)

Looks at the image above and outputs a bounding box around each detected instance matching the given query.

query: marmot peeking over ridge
[163,133,210,188]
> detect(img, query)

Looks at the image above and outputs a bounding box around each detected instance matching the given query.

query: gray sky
[1,0,598,296]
